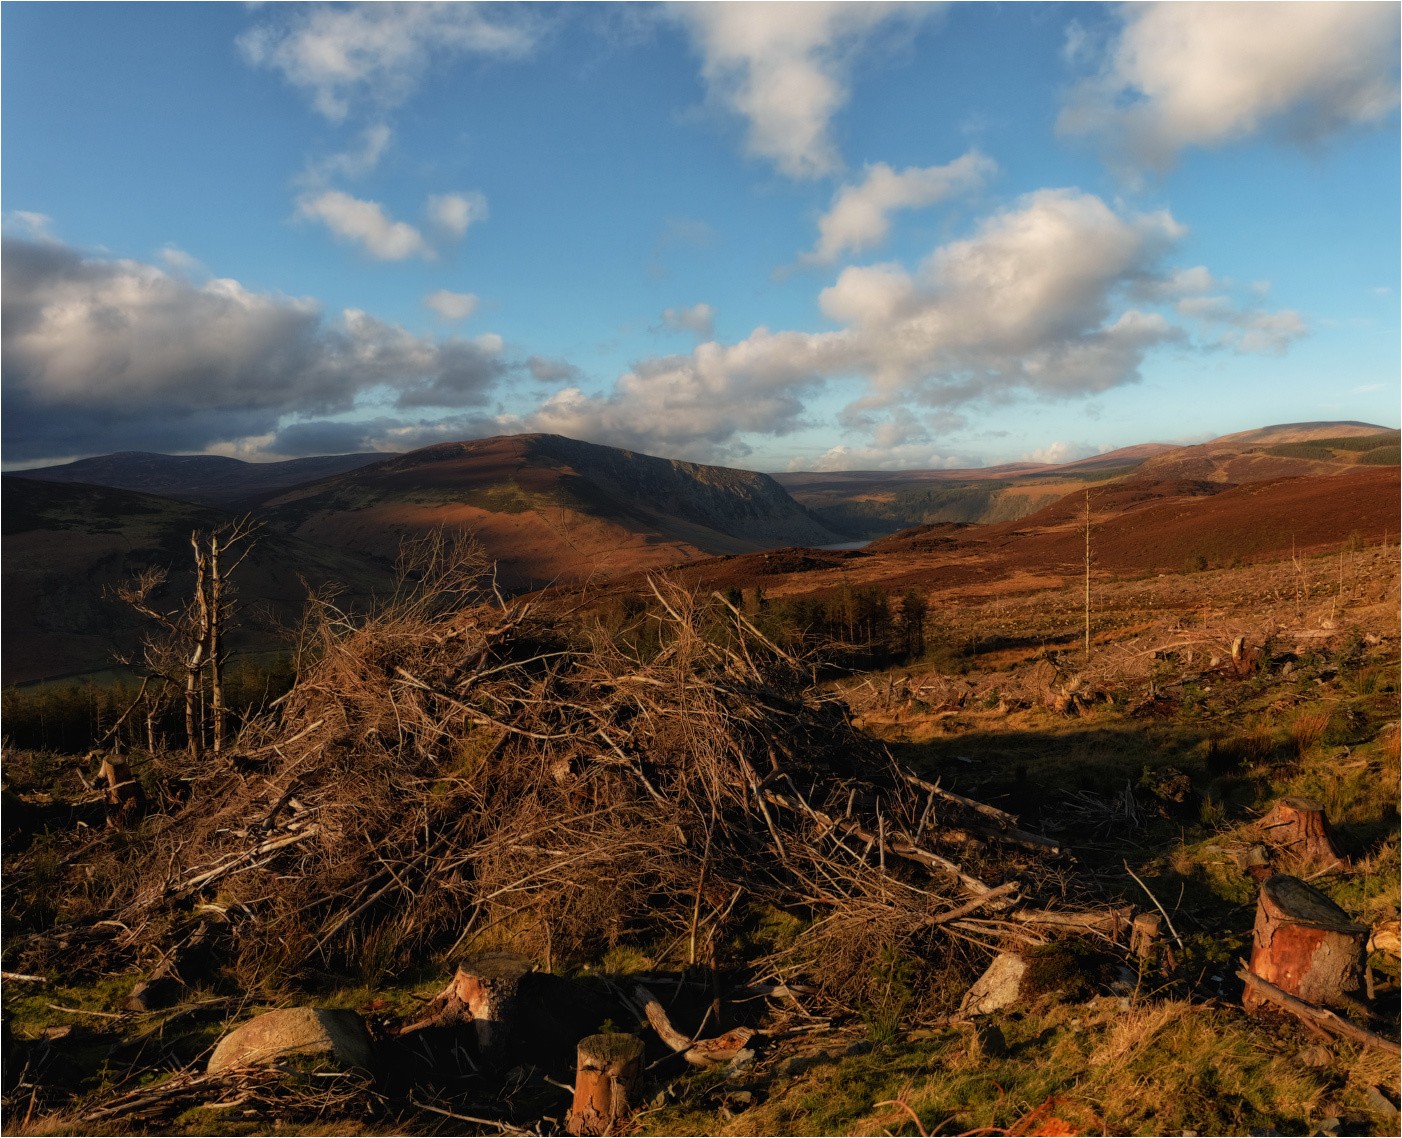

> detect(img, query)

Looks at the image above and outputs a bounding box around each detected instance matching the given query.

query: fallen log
[566,1032,644,1136]
[1237,967,1399,1055]
[1242,876,1367,1013]
[631,983,755,1066]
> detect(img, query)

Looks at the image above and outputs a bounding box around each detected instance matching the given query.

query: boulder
[206,1007,374,1075]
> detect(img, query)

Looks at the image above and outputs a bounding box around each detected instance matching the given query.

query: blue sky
[3,2,1398,471]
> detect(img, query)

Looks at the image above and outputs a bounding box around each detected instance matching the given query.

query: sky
[3,1,1399,473]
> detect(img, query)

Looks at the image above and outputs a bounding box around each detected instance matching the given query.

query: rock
[207,1007,374,1075]
[1296,1044,1332,1068]
[959,953,1028,1017]
[1364,1086,1399,1120]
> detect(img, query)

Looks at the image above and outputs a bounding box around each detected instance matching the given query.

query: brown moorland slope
[772,423,1394,536]
[256,433,844,588]
[628,466,1400,607]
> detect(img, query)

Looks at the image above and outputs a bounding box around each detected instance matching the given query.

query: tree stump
[1257,797,1348,872]
[97,756,145,826]
[396,953,533,1054]
[1243,875,1367,1013]
[566,1032,644,1137]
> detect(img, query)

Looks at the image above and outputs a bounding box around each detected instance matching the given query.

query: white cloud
[157,245,207,276]
[674,2,936,179]
[238,3,540,121]
[424,289,480,322]
[426,191,488,240]
[1174,294,1307,353]
[4,211,57,241]
[790,442,969,472]
[660,302,716,339]
[301,123,394,184]
[803,151,996,264]
[519,188,1302,462]
[296,190,432,260]
[1060,2,1400,169]
[2,237,508,463]
[1025,441,1096,465]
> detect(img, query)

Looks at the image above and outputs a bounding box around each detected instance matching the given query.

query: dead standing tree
[116,517,259,760]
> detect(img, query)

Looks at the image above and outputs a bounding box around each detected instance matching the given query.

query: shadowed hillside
[2,478,389,685]
[8,451,386,507]
[256,433,845,587]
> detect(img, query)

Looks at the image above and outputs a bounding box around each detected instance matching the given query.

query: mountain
[771,424,1395,537]
[8,451,386,507]
[255,434,846,588]
[2,477,390,686]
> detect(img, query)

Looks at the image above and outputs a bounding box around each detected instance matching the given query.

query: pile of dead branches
[13,543,1114,1012]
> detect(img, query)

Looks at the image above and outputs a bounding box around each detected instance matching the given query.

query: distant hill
[8,451,386,507]
[2,477,389,685]
[255,434,846,588]
[772,424,1395,537]
[1139,422,1399,482]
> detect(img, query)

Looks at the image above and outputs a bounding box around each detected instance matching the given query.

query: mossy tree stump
[566,1032,644,1137]
[1243,875,1367,1013]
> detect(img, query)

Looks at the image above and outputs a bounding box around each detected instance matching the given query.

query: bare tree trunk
[395,953,533,1056]
[185,534,210,762]
[567,1033,644,1137]
[1243,874,1367,1013]
[209,531,226,756]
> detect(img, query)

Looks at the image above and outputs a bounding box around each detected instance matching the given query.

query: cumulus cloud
[518,189,1303,462]
[1025,441,1097,465]
[790,442,970,473]
[238,3,539,121]
[296,190,432,260]
[426,191,488,240]
[660,302,716,339]
[2,237,508,463]
[1060,3,1401,170]
[157,245,207,276]
[424,289,480,322]
[802,151,995,264]
[296,190,489,260]
[674,2,935,179]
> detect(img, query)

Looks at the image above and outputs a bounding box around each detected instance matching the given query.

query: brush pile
[14,539,1115,1011]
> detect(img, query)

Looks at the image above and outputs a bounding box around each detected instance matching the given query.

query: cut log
[631,983,756,1065]
[1242,875,1367,1014]
[1369,919,1401,958]
[1131,913,1162,962]
[566,1032,644,1137]
[1256,797,1349,872]
[395,953,533,1054]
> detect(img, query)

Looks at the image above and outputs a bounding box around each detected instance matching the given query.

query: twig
[1123,861,1184,950]
[408,1095,532,1134]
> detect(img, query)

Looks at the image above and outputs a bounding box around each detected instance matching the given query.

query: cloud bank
[2,238,507,463]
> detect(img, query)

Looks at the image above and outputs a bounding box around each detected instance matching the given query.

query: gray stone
[958,953,1027,1017]
[206,1007,374,1075]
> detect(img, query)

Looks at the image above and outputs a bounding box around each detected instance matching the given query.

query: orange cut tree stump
[1243,875,1367,1014]
[1257,797,1348,872]
[396,952,533,1054]
[566,1032,644,1137]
